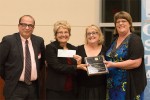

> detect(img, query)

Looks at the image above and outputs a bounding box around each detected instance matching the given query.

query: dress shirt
[19,35,37,81]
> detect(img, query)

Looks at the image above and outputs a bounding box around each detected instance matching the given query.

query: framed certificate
[84,55,109,76]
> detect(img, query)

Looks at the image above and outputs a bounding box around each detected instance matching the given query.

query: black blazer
[45,41,77,91]
[0,33,45,98]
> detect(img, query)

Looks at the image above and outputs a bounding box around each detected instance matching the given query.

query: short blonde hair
[53,20,71,36]
[85,24,104,45]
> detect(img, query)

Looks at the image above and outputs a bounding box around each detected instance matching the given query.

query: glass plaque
[84,55,109,76]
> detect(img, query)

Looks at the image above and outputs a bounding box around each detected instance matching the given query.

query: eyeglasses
[87,32,98,36]
[116,20,128,24]
[19,23,34,29]
[57,31,69,35]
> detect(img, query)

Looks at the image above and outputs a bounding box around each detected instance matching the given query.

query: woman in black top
[45,21,87,100]
[76,25,107,100]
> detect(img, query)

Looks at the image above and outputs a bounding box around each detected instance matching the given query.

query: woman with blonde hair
[45,21,87,100]
[76,24,107,100]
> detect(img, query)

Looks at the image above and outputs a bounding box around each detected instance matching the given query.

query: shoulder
[76,44,84,51]
[67,43,76,50]
[130,33,141,41]
[77,44,84,48]
[31,34,44,41]
[46,41,58,50]
[0,33,20,49]
[1,33,19,42]
[128,33,143,46]
[31,34,44,46]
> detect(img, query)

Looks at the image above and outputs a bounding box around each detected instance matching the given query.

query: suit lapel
[15,33,23,63]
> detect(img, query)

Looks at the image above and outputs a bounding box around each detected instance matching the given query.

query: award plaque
[84,55,109,76]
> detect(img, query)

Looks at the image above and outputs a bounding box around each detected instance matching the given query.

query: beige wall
[0,0,101,46]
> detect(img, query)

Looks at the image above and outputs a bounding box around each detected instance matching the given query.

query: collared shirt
[19,35,37,81]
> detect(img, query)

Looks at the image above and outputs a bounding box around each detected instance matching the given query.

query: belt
[18,80,37,86]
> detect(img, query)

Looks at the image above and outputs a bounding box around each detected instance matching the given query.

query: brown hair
[114,11,134,34]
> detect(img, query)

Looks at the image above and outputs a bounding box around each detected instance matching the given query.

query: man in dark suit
[0,15,45,100]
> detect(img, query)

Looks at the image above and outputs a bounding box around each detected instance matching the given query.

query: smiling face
[18,15,35,39]
[55,27,70,44]
[85,25,104,45]
[115,18,131,35]
[86,27,100,44]
[114,11,134,35]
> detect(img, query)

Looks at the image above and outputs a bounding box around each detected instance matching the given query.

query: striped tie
[24,40,31,85]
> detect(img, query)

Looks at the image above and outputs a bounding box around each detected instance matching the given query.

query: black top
[76,45,106,87]
[126,33,147,99]
[45,40,78,91]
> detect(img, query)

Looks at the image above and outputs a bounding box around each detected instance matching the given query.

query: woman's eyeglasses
[87,32,98,36]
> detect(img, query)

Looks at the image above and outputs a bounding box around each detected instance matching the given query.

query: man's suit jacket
[0,33,45,99]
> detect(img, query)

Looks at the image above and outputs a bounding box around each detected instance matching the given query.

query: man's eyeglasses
[19,23,34,29]
[87,32,98,36]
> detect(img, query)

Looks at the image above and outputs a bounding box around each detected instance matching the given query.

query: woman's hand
[73,55,88,71]
[103,61,114,68]
[77,64,88,71]
[73,55,82,64]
